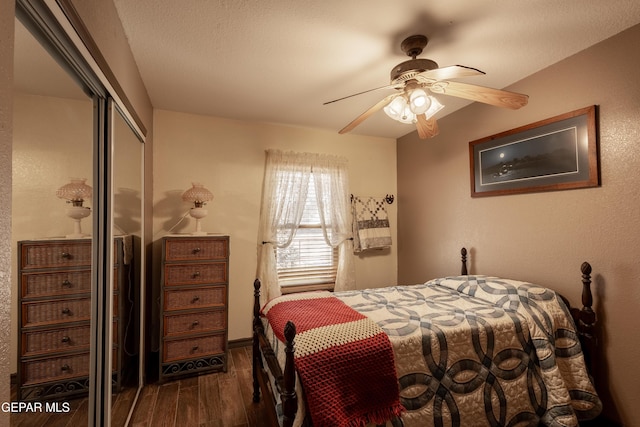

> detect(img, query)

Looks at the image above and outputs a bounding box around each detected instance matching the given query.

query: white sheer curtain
[312,154,355,292]
[256,149,354,302]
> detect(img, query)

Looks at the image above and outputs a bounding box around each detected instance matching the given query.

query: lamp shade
[409,88,431,115]
[383,96,407,121]
[424,96,444,119]
[182,183,213,208]
[56,178,92,238]
[56,178,92,207]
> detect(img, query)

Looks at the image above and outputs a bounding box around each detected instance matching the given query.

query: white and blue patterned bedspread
[335,276,601,427]
[263,275,602,427]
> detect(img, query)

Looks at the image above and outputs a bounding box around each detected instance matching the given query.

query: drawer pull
[192,295,200,303]
[191,345,199,352]
[193,247,201,254]
[61,308,71,315]
[193,271,201,278]
[61,364,70,372]
[191,320,200,327]
[62,279,72,288]
[61,336,70,343]
[61,252,71,259]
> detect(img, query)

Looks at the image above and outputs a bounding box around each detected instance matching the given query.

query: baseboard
[229,337,252,349]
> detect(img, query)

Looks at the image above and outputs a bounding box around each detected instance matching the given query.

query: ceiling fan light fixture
[424,96,444,120]
[398,104,416,124]
[383,95,407,121]
[409,88,431,115]
[329,34,528,138]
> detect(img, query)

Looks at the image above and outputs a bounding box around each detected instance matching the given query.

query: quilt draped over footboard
[262,291,404,427]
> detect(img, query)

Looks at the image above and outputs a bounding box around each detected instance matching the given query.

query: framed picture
[469,105,599,197]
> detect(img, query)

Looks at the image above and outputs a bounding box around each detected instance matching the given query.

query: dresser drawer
[164,262,227,286]
[163,310,226,337]
[21,269,91,299]
[21,349,117,386]
[22,296,118,328]
[22,321,117,357]
[21,241,92,269]
[22,297,91,327]
[164,238,228,261]
[22,352,90,385]
[21,267,118,298]
[22,324,91,356]
[164,285,226,312]
[163,333,226,362]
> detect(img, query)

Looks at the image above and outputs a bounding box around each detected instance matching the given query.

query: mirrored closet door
[12,15,96,426]
[11,1,146,425]
[110,103,145,425]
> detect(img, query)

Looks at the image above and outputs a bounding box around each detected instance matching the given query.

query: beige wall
[10,94,94,373]
[0,0,15,423]
[152,110,398,343]
[12,94,94,241]
[397,24,640,425]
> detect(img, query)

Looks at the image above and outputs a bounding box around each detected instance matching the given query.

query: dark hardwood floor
[11,346,270,427]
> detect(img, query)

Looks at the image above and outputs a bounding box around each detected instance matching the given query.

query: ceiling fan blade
[417,65,485,82]
[432,80,528,109]
[338,94,397,134]
[415,114,439,139]
[324,83,401,105]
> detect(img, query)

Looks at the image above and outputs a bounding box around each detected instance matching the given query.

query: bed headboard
[461,247,468,275]
[571,262,598,380]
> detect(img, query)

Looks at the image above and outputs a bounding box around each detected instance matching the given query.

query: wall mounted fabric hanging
[351,195,392,252]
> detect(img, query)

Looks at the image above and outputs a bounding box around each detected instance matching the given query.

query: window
[257,150,353,300]
[276,174,338,288]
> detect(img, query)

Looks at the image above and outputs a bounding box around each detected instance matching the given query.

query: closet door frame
[16,1,146,425]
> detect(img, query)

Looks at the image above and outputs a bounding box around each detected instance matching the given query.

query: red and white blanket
[262,291,404,427]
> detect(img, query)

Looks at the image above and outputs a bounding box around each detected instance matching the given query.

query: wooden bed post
[252,279,299,425]
[282,321,298,427]
[461,247,468,275]
[252,278,262,403]
[577,262,598,381]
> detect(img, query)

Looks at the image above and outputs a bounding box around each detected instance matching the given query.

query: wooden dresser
[17,237,132,400]
[159,235,229,381]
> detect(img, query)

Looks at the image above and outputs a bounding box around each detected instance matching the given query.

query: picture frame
[469,105,599,197]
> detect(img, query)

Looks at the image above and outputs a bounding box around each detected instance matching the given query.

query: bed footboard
[252,279,298,427]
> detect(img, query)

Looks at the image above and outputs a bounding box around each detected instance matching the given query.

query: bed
[251,248,602,427]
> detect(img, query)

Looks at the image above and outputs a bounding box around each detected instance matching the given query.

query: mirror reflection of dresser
[16,236,136,400]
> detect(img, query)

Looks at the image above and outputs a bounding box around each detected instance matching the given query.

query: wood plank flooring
[11,346,270,427]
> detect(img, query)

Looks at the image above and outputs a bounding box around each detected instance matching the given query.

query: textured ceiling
[58,1,640,139]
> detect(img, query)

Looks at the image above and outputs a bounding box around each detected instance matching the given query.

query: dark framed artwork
[469,105,599,197]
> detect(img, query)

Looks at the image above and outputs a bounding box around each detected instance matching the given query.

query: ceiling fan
[324,35,529,139]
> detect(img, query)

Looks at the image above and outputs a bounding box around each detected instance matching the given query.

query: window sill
[281,283,335,294]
